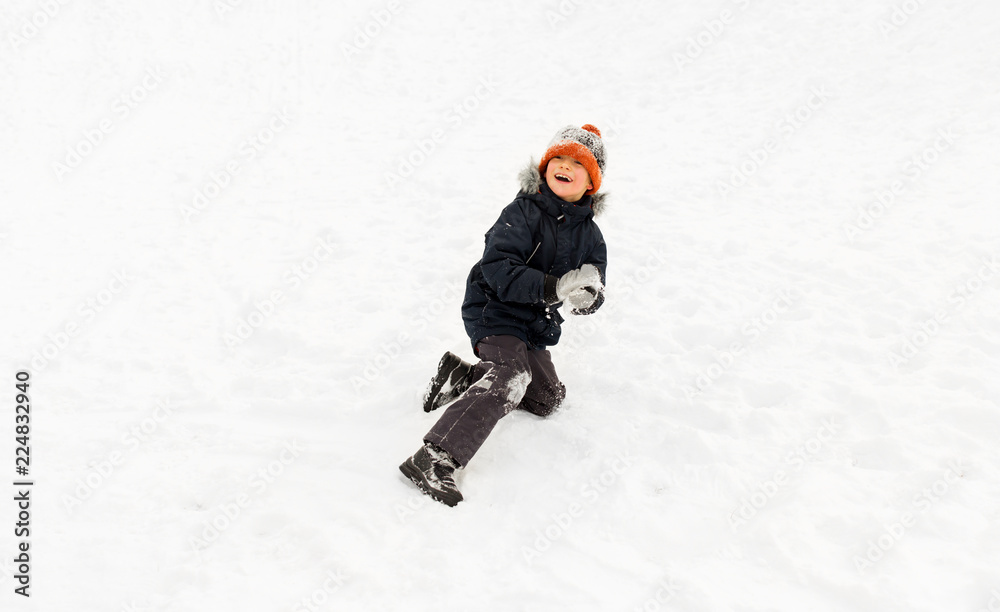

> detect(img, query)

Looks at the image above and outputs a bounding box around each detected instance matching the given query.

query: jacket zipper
[525,242,541,265]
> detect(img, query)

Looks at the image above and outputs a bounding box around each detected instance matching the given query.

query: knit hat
[537,124,607,195]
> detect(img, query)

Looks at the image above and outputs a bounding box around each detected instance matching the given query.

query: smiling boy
[399,124,610,506]
[546,154,593,202]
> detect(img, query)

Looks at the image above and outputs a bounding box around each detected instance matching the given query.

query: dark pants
[424,335,566,466]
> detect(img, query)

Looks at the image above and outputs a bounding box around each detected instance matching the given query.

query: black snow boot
[422,352,474,413]
[399,442,464,507]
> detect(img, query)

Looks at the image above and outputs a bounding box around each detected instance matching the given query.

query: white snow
[3,0,1000,610]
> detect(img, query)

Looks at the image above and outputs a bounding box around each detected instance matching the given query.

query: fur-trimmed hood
[518,159,607,217]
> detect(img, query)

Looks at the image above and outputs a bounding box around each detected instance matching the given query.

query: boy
[399,124,609,506]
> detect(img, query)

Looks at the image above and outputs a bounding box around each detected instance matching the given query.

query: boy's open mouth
[555,173,572,183]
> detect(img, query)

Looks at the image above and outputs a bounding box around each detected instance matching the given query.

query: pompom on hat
[537,124,607,195]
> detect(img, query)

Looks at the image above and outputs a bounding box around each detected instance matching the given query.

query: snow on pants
[424,335,567,466]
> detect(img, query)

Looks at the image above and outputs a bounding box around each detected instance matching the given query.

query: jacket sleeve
[479,203,547,305]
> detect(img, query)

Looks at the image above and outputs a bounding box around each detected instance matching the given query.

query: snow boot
[422,351,474,413]
[399,442,464,507]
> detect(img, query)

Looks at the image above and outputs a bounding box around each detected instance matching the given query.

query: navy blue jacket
[462,178,608,351]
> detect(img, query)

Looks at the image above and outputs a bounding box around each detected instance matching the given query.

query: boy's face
[544,155,593,203]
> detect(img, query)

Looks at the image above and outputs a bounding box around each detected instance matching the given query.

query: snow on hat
[538,124,607,195]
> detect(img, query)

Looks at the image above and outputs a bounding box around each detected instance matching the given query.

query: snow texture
[2,1,1000,611]
[506,370,532,411]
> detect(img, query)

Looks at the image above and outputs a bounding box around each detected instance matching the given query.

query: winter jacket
[462,162,608,351]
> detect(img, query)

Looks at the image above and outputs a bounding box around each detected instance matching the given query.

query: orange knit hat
[537,124,607,195]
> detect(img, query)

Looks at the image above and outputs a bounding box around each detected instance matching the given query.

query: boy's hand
[567,284,604,316]
[567,286,598,311]
[545,264,603,306]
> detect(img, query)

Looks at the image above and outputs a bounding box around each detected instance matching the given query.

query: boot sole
[399,458,463,507]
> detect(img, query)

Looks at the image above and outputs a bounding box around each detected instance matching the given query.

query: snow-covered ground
[2,0,999,610]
